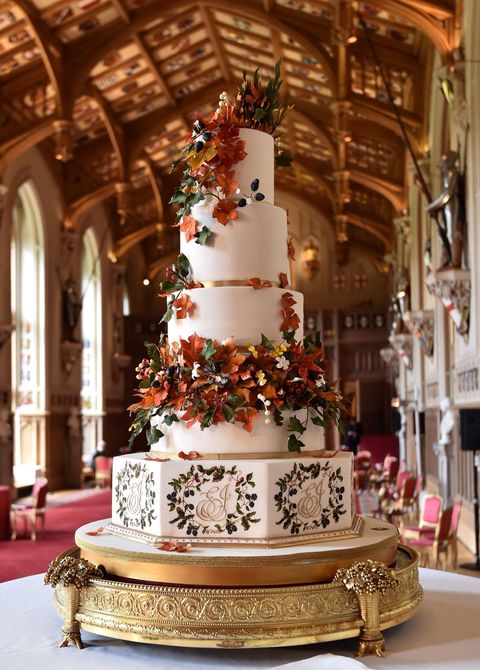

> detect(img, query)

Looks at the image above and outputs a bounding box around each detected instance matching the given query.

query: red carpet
[0,490,110,583]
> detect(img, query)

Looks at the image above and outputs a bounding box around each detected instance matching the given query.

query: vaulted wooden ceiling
[0,0,462,277]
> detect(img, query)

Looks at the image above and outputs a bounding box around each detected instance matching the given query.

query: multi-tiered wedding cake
[109,66,359,546]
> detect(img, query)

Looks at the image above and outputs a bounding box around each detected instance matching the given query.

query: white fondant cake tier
[168,286,303,344]
[111,452,355,545]
[151,409,324,455]
[183,200,289,284]
[235,128,274,203]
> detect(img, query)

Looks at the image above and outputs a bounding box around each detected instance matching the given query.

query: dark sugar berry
[211,362,221,373]
[318,398,328,408]
[249,502,254,508]
[187,529,191,535]
[194,120,205,131]
[152,380,160,388]
[232,526,237,532]
[251,494,257,500]
[238,198,247,207]
[250,178,259,191]
[168,365,176,377]
[195,140,204,152]
[203,132,212,141]
[255,192,265,201]
[193,530,198,536]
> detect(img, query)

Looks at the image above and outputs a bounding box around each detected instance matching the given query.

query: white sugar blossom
[275,355,289,370]
[257,393,266,403]
[315,375,326,387]
[192,362,201,379]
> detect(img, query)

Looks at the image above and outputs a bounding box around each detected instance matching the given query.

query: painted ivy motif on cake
[167,464,260,536]
[274,461,346,535]
[115,461,157,529]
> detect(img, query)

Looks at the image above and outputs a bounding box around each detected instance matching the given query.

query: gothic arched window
[10,181,46,485]
[81,227,103,460]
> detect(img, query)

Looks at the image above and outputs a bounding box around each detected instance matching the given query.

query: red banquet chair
[401,494,443,542]
[10,477,48,541]
[407,506,453,569]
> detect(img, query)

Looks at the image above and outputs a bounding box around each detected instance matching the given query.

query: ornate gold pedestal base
[47,544,422,656]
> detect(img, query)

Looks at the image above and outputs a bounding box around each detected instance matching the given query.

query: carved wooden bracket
[402,310,434,357]
[425,269,470,339]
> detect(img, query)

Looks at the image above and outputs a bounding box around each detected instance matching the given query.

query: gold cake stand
[45,523,423,658]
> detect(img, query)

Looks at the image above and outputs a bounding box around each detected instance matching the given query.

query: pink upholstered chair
[447,499,462,569]
[401,494,443,542]
[95,457,113,488]
[407,506,453,569]
[10,478,48,541]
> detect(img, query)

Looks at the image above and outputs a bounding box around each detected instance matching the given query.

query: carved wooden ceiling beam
[363,0,453,56]
[114,223,164,261]
[346,213,393,248]
[349,170,406,212]
[11,0,69,117]
[64,183,117,229]
[87,87,127,182]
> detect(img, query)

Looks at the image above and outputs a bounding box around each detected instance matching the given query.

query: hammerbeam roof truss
[0,0,461,271]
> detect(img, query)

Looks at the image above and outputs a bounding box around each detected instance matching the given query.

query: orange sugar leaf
[179,215,197,242]
[173,294,193,319]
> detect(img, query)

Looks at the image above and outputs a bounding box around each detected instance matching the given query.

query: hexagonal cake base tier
[110,451,356,546]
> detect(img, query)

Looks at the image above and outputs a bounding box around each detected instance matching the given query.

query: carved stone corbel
[0,324,14,349]
[61,341,83,376]
[393,214,412,247]
[389,334,413,369]
[402,310,434,357]
[112,352,131,382]
[425,268,470,338]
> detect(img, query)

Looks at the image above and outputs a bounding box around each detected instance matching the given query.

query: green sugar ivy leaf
[287,416,305,434]
[160,305,175,323]
[275,152,293,169]
[200,408,215,430]
[146,426,164,445]
[287,434,305,452]
[163,413,179,426]
[253,107,266,121]
[282,330,296,343]
[200,338,216,361]
[170,190,187,205]
[177,253,191,278]
[261,333,275,349]
[144,341,158,360]
[195,225,214,246]
[223,405,236,423]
